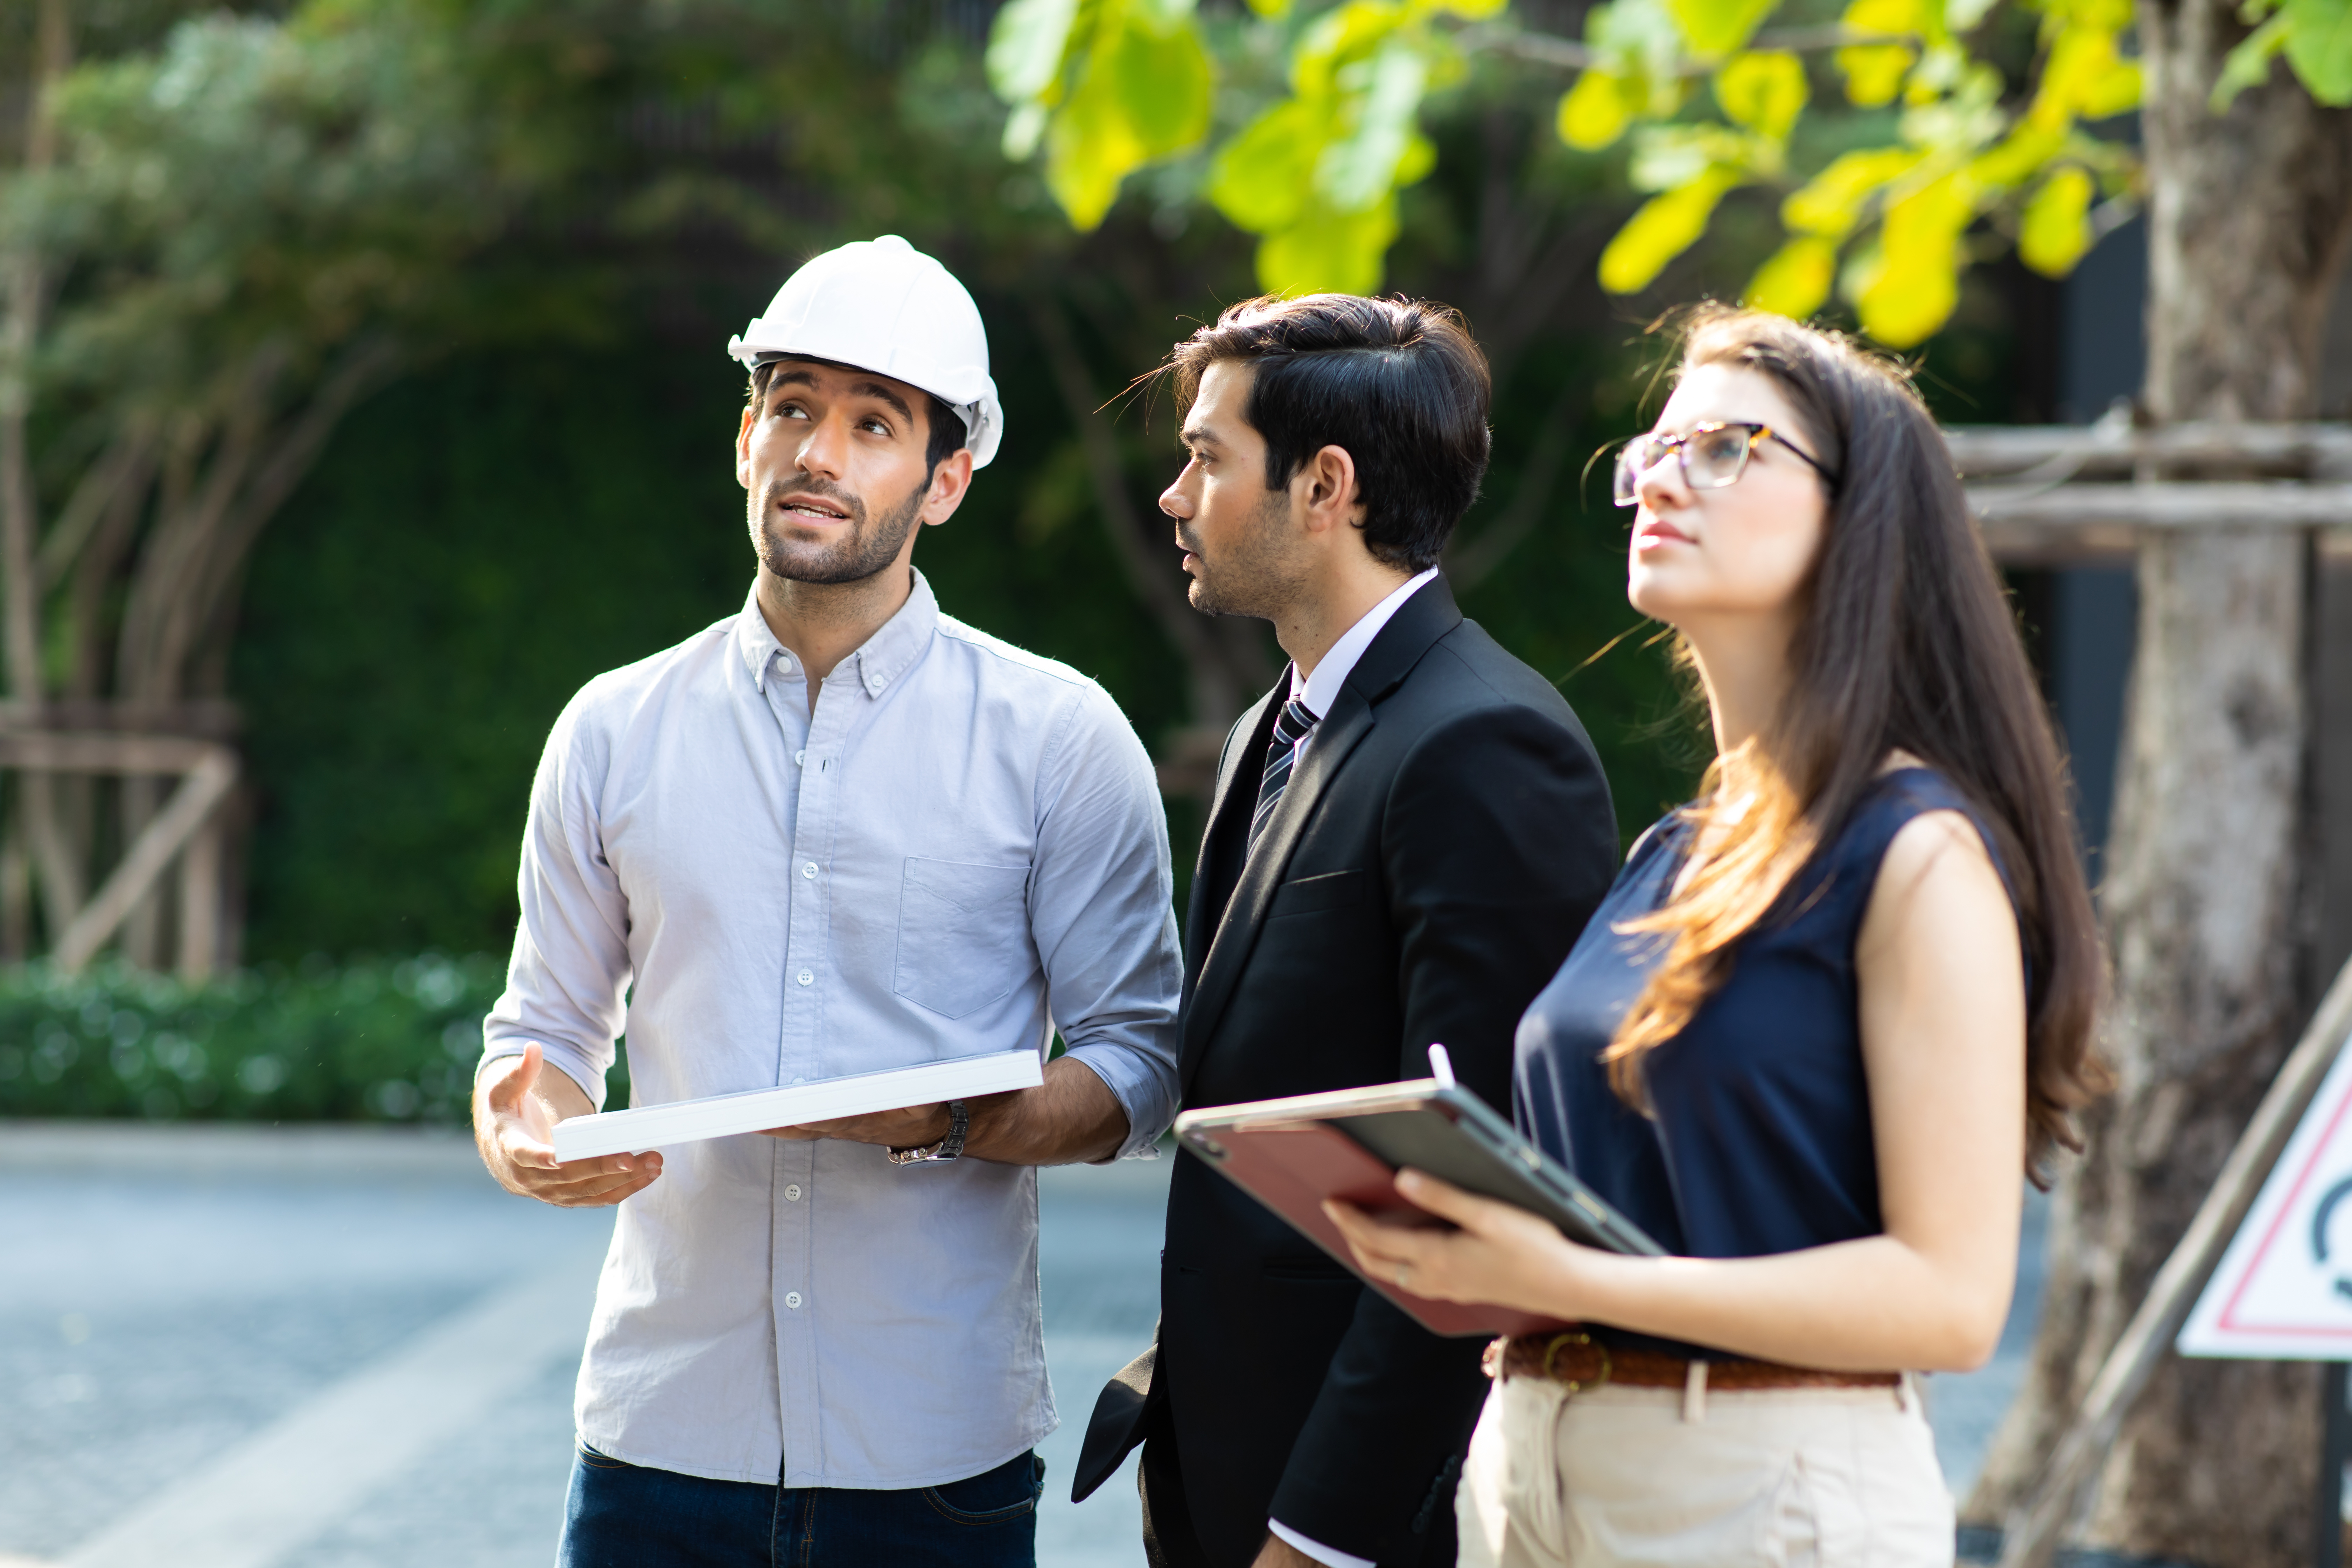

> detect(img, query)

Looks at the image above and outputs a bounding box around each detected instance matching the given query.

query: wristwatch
[887,1100,968,1165]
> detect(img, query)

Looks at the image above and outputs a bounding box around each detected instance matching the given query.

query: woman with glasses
[1325,307,2108,1568]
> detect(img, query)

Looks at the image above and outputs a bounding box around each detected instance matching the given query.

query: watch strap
[887,1099,968,1165]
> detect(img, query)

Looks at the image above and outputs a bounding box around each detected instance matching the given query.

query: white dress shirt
[1290,568,1441,721]
[1267,566,1436,1568]
[484,571,1182,1489]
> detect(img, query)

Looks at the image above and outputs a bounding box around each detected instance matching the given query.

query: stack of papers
[551,1049,1045,1161]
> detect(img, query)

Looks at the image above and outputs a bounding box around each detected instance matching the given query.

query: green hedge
[0,954,626,1125]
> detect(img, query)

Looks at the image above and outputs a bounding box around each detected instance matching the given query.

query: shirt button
[784,1184,803,1202]
[784,1291,803,1309]
[794,749,806,766]
[797,969,814,986]
[802,862,817,879]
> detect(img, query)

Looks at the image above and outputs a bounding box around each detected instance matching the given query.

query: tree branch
[38,426,156,591]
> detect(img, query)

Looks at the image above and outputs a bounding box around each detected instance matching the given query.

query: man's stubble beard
[1182,487,1309,621]
[750,473,927,586]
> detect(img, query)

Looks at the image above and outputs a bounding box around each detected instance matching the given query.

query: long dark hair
[1606,306,2109,1178]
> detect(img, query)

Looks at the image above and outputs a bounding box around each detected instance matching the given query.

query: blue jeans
[556,1444,1045,1567]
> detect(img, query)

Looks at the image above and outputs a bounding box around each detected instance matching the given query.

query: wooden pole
[50,748,235,974]
[1,0,83,937]
[175,812,220,982]
[1996,951,2352,1568]
[2318,1363,2348,1568]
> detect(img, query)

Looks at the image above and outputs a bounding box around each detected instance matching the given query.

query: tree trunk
[1962,6,2352,1562]
[2,0,82,943]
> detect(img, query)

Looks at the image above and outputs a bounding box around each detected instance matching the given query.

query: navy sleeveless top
[1514,768,2010,1345]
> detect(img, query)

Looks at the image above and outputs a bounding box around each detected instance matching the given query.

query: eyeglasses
[1611,422,1837,506]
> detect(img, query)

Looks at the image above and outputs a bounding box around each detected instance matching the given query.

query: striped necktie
[1248,697,1320,855]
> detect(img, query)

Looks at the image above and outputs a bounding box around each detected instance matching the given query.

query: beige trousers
[1456,1369,1954,1568]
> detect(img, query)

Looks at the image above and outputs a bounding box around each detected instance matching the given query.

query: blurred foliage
[984,0,2160,345]
[2216,0,2352,108]
[990,0,1214,229]
[21,7,563,412]
[0,952,588,1124]
[6,0,2064,981]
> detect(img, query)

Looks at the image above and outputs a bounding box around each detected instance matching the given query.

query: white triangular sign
[2181,1034,2352,1360]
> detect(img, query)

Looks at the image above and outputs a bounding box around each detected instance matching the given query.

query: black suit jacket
[1076,578,1619,1566]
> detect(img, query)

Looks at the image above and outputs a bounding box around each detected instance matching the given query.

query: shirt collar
[734,568,940,698]
[1289,567,1441,719]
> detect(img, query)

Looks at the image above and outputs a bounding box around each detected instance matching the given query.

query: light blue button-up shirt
[483,570,1182,1489]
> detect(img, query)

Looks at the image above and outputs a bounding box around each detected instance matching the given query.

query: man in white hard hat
[470,235,1183,1567]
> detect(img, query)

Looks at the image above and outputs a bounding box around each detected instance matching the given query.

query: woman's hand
[1323,1169,1604,1317]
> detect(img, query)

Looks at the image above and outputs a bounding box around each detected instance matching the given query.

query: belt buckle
[1540,1330,1612,1393]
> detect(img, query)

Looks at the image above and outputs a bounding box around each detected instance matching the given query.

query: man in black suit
[1071,295,1619,1568]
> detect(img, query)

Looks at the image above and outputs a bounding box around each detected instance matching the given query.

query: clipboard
[1172,1048,1663,1338]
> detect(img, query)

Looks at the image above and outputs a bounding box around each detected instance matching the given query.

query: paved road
[0,1122,2043,1567]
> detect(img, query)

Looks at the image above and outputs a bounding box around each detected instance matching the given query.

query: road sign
[2182,1032,2352,1359]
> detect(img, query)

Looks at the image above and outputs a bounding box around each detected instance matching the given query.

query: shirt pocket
[892,857,1035,1020]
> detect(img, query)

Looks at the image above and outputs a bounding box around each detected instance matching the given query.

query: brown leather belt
[1490,1329,1902,1392]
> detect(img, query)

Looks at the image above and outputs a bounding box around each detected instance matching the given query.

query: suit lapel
[1177,578,1467,1100]
[1182,685,1281,993]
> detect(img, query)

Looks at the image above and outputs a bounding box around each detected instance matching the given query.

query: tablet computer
[1173,1064,1663,1339]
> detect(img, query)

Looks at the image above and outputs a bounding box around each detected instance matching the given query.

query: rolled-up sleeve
[481,692,632,1107]
[1028,682,1182,1159]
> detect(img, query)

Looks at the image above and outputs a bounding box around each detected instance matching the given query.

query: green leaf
[1256,195,1399,294]
[1666,0,1783,57]
[2017,165,2093,275]
[1842,0,1931,41]
[1835,0,1926,102]
[1855,171,1973,345]
[1714,50,1808,138]
[1967,124,2065,187]
[1043,63,1143,229]
[2027,27,2139,128]
[2213,10,2292,106]
[986,0,1083,104]
[1208,99,1324,233]
[2283,0,2352,104]
[1292,2,1412,103]
[1745,234,1839,317]
[1002,100,1049,160]
[1558,70,1638,149]
[1629,123,1755,190]
[1598,165,1743,293]
[1034,0,1212,230]
[1394,131,1438,187]
[1317,36,1428,210]
[1836,43,1917,105]
[1110,10,1213,154]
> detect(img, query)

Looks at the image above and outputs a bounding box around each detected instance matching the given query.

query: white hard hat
[728,235,1002,469]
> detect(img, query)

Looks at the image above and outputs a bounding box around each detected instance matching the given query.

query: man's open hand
[475,1043,662,1208]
